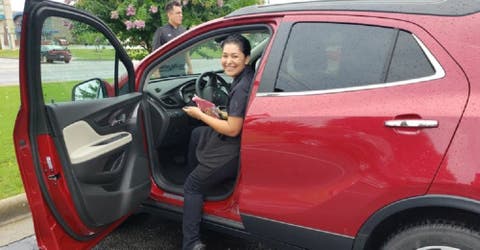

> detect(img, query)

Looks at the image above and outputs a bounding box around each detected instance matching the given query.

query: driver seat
[254,55,263,72]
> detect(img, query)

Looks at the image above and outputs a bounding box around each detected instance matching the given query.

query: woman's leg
[185,126,208,176]
[182,158,239,250]
[183,168,205,250]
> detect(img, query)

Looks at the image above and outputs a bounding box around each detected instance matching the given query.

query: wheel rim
[417,246,460,250]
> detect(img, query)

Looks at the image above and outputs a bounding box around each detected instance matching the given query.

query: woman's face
[221,43,250,77]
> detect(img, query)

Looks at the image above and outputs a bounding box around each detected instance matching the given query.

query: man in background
[152,1,193,76]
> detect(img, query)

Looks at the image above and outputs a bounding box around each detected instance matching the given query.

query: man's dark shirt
[152,24,187,77]
[152,23,186,50]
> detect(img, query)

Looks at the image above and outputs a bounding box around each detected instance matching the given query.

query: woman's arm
[183,106,243,137]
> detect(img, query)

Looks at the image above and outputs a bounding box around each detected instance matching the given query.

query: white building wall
[0,0,16,49]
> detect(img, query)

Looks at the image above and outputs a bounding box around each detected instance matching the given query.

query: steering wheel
[195,72,229,106]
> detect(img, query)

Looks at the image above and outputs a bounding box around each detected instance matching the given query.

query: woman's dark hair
[221,34,251,57]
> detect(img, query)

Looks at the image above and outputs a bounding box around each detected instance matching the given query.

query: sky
[11,0,64,11]
[11,0,309,11]
[11,0,25,11]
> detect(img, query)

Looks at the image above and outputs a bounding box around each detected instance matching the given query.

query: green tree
[74,0,260,53]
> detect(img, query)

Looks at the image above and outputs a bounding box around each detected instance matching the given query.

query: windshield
[150,31,270,80]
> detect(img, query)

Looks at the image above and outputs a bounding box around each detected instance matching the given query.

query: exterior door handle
[384,119,439,128]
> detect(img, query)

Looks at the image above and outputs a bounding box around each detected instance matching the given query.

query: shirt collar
[232,67,253,88]
[168,23,181,30]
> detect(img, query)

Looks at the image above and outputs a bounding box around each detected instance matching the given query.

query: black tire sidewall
[382,223,480,250]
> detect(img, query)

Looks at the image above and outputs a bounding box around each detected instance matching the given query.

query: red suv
[15,0,480,249]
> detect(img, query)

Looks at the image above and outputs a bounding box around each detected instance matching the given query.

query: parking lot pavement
[0,194,33,247]
[0,235,37,250]
[0,215,35,249]
[0,194,278,249]
[0,213,275,250]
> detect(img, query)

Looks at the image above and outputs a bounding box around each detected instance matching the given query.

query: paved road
[0,58,19,86]
[0,58,118,86]
[0,57,218,87]
[0,213,276,250]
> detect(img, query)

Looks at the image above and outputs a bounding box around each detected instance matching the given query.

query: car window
[149,38,222,80]
[40,16,128,103]
[148,31,270,81]
[387,31,435,82]
[276,22,435,93]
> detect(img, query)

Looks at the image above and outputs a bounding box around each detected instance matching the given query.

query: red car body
[14,0,480,249]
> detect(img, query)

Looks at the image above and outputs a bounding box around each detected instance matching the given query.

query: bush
[127,48,149,60]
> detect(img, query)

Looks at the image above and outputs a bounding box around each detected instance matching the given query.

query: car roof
[227,0,480,17]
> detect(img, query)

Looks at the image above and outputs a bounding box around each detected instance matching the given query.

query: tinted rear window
[275,22,436,93]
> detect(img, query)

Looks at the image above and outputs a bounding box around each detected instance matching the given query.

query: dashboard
[144,74,233,109]
[179,83,196,104]
[143,74,232,148]
[144,76,198,109]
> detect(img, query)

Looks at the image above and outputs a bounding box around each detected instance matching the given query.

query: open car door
[14,0,151,249]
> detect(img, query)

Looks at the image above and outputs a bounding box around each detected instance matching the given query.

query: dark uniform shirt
[226,67,255,118]
[152,24,187,77]
[152,23,186,50]
[196,67,255,168]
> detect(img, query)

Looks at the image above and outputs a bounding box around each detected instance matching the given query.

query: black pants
[182,127,238,250]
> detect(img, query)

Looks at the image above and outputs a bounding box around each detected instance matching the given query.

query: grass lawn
[0,49,19,59]
[0,82,76,199]
[70,48,116,61]
[0,48,116,61]
[0,86,22,199]
[43,80,79,103]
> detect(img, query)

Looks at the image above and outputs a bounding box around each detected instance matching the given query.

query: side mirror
[72,78,107,101]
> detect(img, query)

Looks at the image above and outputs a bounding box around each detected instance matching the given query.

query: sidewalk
[0,193,34,247]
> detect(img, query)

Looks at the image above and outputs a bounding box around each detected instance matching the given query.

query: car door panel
[63,120,132,165]
[43,93,149,227]
[15,0,150,248]
[238,15,469,245]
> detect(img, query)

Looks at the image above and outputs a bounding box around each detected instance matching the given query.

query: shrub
[127,48,149,60]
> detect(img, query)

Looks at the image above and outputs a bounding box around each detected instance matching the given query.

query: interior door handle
[110,113,126,126]
[384,119,439,128]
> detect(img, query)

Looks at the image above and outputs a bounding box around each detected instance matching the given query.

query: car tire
[381,221,480,250]
[65,60,70,63]
[47,59,54,63]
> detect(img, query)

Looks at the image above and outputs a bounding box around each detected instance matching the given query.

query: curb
[0,82,20,86]
[0,193,31,226]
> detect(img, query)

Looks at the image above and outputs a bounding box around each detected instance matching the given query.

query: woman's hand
[183,106,204,120]
[183,106,243,137]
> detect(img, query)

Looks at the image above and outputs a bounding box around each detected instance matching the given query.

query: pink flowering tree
[75,0,259,54]
[75,0,161,52]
